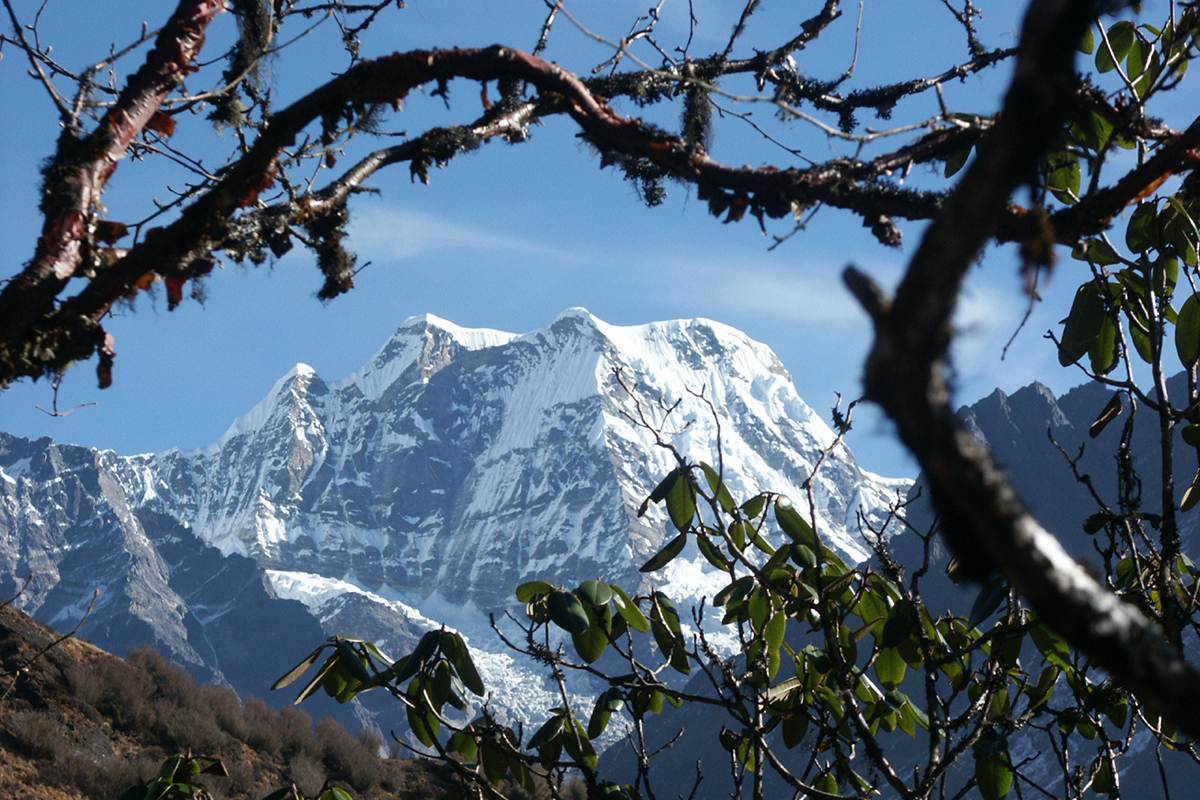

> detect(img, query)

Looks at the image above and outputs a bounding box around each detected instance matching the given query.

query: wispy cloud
[660,251,868,324]
[348,204,947,351]
[351,205,588,265]
[951,270,1078,402]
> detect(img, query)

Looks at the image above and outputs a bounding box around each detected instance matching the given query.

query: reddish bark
[0,0,223,349]
[1,25,1195,389]
[0,0,1197,744]
[42,44,944,340]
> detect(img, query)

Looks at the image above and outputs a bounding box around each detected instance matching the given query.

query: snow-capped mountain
[0,309,909,728]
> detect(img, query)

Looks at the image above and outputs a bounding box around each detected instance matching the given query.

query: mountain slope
[0,309,909,728]
[0,601,448,800]
[887,378,1200,800]
[896,375,1200,581]
[123,309,906,609]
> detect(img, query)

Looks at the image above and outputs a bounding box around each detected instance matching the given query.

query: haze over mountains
[0,309,908,729]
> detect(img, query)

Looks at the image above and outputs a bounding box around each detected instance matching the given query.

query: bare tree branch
[1,0,1195,406]
[0,0,224,351]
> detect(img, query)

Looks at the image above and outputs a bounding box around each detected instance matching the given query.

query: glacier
[0,308,910,732]
[134,307,909,607]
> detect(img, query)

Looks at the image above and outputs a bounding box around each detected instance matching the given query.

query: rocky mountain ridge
[0,309,909,728]
[605,377,1200,800]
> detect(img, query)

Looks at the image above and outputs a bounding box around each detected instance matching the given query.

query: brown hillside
[0,600,451,800]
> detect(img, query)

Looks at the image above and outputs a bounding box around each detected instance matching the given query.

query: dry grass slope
[0,602,453,800]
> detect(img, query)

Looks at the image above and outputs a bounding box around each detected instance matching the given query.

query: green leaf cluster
[119,753,230,800]
[273,410,1193,800]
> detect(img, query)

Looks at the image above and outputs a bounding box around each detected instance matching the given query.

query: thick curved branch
[845,0,1200,739]
[0,42,951,388]
[3,16,1195,390]
[1047,114,1200,241]
[219,101,543,282]
[0,0,223,345]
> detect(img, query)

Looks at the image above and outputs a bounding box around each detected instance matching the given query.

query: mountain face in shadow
[897,376,1199,587]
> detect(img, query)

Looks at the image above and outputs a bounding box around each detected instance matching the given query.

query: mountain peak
[553,307,597,325]
[337,315,516,401]
[399,311,450,329]
[3,309,914,738]
[133,310,909,603]
[207,363,323,451]
[397,312,514,345]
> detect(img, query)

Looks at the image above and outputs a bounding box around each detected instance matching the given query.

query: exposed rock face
[883,378,1200,800]
[172,310,901,605]
[0,432,331,690]
[0,309,908,725]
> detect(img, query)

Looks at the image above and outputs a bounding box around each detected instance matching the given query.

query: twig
[1,588,100,703]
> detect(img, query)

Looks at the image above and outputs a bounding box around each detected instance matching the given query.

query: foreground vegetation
[0,600,450,800]
[4,0,1200,797]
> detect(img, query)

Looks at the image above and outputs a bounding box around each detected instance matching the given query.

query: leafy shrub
[154,697,231,753]
[242,696,286,755]
[67,655,155,732]
[357,728,384,757]
[59,751,160,800]
[204,683,251,740]
[288,752,327,797]
[223,758,264,797]
[277,705,317,759]
[129,647,207,708]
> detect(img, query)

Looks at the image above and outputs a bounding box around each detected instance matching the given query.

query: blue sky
[0,0,1136,479]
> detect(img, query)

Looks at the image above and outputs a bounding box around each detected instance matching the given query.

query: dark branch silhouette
[845,0,1200,738]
